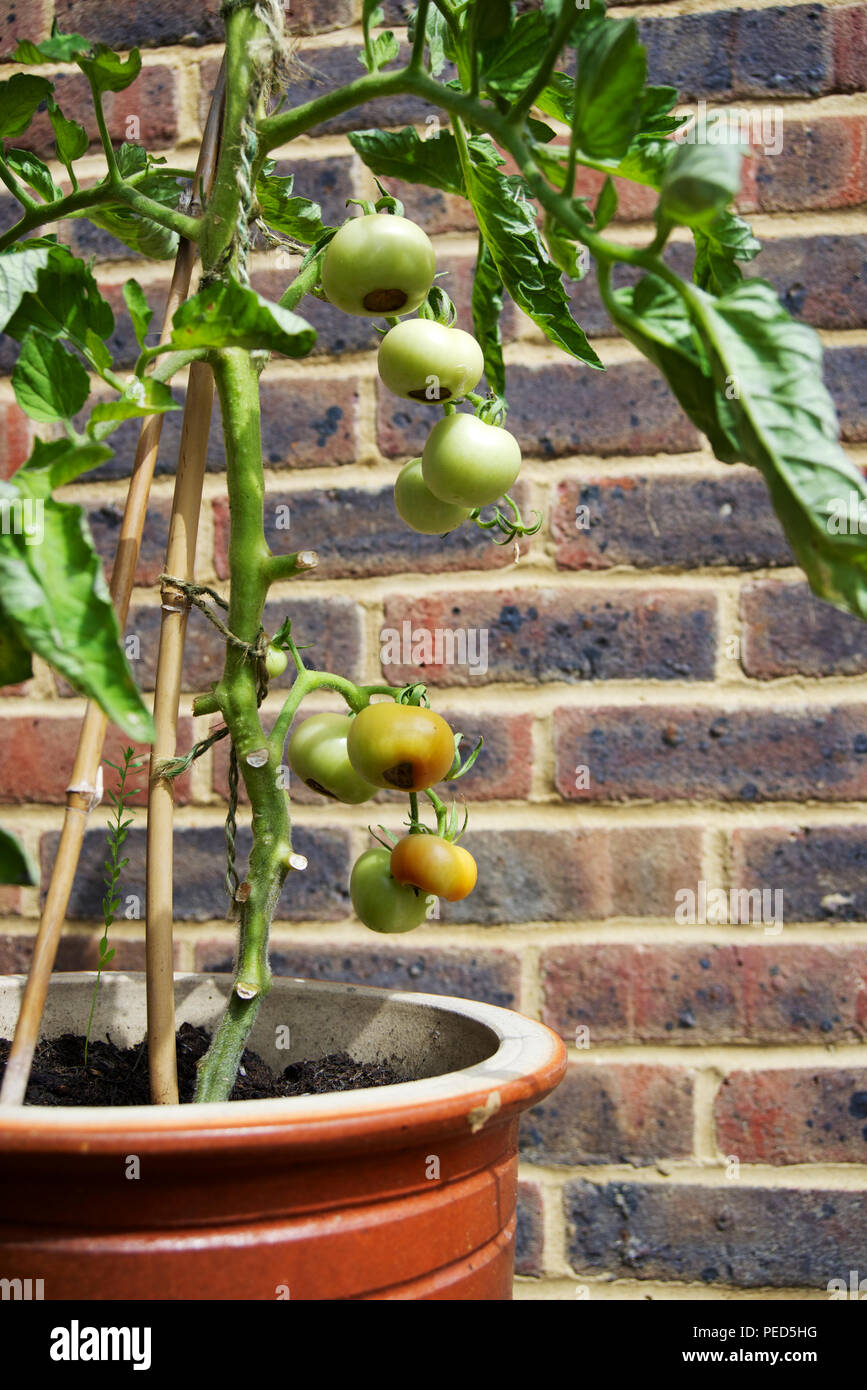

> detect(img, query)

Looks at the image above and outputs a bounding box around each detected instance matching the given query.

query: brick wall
[2,0,867,1300]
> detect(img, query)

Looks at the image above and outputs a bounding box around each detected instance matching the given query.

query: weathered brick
[86,497,172,588]
[553,472,791,572]
[716,1069,867,1164]
[823,343,867,441]
[54,0,224,48]
[833,4,867,92]
[0,931,161,974]
[443,825,702,926]
[42,823,352,921]
[732,825,867,922]
[287,1,359,35]
[555,705,867,803]
[0,0,52,57]
[515,1181,544,1277]
[641,6,834,102]
[215,482,527,583]
[195,939,522,1009]
[115,597,364,694]
[379,361,701,460]
[0,402,32,480]
[84,372,361,481]
[742,580,867,679]
[565,1181,867,1286]
[19,66,181,159]
[0,716,192,804]
[381,588,717,685]
[520,1063,694,1166]
[541,943,867,1045]
[747,115,867,213]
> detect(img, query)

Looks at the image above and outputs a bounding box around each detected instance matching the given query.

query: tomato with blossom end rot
[378,319,484,403]
[390,834,477,902]
[347,702,455,791]
[321,214,436,317]
[288,712,378,804]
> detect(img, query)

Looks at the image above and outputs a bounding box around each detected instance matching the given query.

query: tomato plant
[288,713,378,804]
[393,457,471,534]
[390,834,477,903]
[422,413,522,508]
[378,319,484,402]
[350,848,432,933]
[347,703,456,791]
[320,212,436,316]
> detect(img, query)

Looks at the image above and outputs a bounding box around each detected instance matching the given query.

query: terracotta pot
[0,972,565,1300]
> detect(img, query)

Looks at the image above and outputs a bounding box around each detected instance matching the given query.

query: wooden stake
[0,65,227,1109]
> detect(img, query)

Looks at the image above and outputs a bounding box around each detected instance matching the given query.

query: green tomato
[394,457,471,535]
[288,713,378,804]
[378,320,484,403]
[264,644,288,678]
[320,214,436,317]
[422,412,522,509]
[350,847,432,934]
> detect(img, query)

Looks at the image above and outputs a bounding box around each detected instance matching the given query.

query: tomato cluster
[320,208,523,533]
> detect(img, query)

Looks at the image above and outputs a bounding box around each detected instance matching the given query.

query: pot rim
[0,972,566,1154]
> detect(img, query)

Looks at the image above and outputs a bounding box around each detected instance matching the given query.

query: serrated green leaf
[77,45,142,96]
[256,166,327,245]
[5,149,61,204]
[16,436,113,490]
[0,618,32,688]
[465,161,602,369]
[350,125,465,196]
[122,279,153,349]
[13,333,91,422]
[0,827,37,886]
[48,100,89,172]
[573,18,647,160]
[595,177,618,231]
[0,477,154,741]
[359,2,398,72]
[0,74,53,140]
[480,11,549,101]
[471,238,506,398]
[14,26,91,64]
[0,247,52,332]
[4,242,114,347]
[171,277,316,357]
[84,155,181,260]
[693,209,761,296]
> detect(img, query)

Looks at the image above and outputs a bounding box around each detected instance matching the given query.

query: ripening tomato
[394,457,471,535]
[377,319,484,403]
[422,412,522,508]
[390,834,477,902]
[288,712,378,804]
[347,702,456,791]
[320,214,436,317]
[350,847,432,933]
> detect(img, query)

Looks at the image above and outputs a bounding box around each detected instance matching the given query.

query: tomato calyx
[470,492,543,547]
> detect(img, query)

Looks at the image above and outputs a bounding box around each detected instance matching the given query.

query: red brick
[520,1063,694,1166]
[566,1180,867,1286]
[716,1068,867,1164]
[515,1181,544,1277]
[731,824,867,922]
[0,931,164,973]
[553,472,790,572]
[741,580,867,679]
[380,588,718,685]
[0,716,193,804]
[54,0,224,48]
[18,66,180,159]
[744,114,867,213]
[87,497,172,589]
[0,403,32,480]
[554,704,867,803]
[0,0,52,57]
[834,4,867,92]
[378,361,701,460]
[542,943,867,1045]
[195,939,522,1010]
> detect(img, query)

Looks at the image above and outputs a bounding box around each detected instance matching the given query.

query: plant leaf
[0,476,154,741]
[480,10,550,102]
[171,278,316,357]
[77,45,142,95]
[5,149,61,203]
[48,99,89,173]
[0,74,53,140]
[471,238,506,398]
[0,617,32,687]
[0,827,37,886]
[572,18,647,160]
[13,332,91,422]
[122,279,153,348]
[256,166,327,245]
[16,436,113,490]
[0,247,52,332]
[465,161,602,368]
[14,26,91,64]
[88,377,177,433]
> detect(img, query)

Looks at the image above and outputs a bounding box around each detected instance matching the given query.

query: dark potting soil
[0,1022,411,1106]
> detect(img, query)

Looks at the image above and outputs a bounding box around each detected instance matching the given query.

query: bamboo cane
[145,361,216,1104]
[0,64,227,1109]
